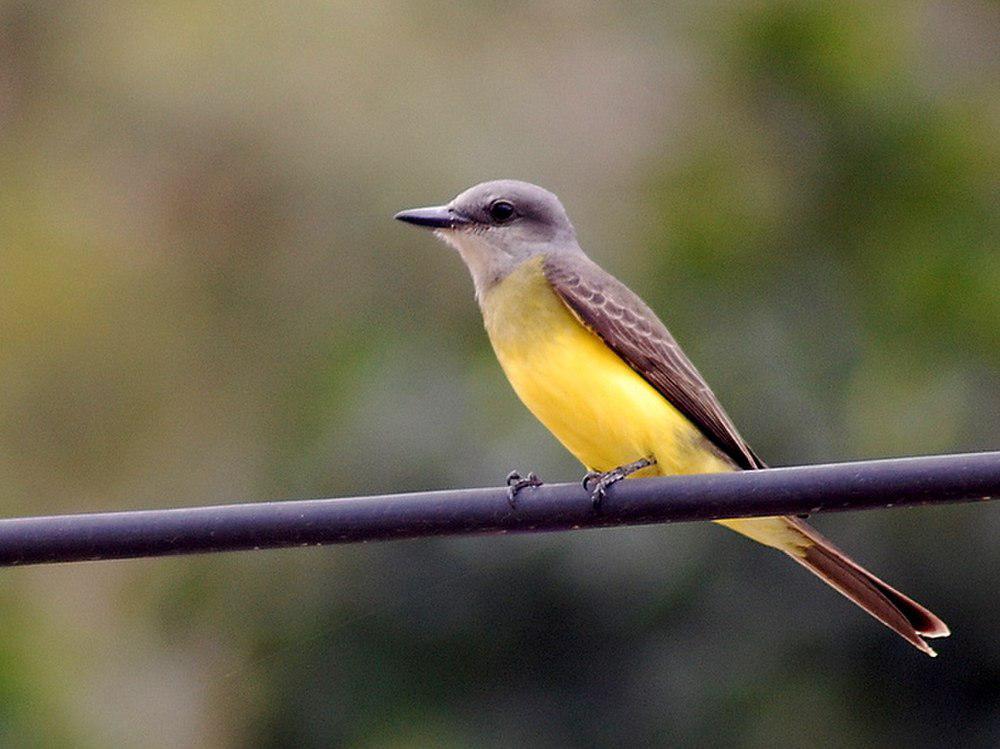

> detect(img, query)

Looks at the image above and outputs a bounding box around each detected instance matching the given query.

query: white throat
[435,228,513,300]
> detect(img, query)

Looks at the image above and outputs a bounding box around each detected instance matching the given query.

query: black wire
[0,451,996,567]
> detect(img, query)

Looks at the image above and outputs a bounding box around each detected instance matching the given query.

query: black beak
[394,205,470,229]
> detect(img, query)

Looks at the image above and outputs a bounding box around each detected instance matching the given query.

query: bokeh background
[1,1,998,746]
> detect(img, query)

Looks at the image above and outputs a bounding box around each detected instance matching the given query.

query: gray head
[395,180,582,296]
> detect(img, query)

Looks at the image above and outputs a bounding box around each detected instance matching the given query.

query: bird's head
[395,180,579,295]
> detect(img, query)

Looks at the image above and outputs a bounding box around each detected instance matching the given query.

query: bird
[395,179,949,656]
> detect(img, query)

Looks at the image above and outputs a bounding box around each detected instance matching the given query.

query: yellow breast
[480,257,729,476]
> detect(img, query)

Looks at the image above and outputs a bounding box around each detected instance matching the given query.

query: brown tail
[783,516,949,656]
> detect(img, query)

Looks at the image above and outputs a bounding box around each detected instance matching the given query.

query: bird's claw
[581,457,656,510]
[506,470,543,508]
[582,469,625,509]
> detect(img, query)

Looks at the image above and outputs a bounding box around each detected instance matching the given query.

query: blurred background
[1,1,998,746]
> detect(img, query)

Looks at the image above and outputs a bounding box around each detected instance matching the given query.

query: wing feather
[543,253,765,470]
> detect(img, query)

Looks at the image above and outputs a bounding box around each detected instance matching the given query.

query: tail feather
[785,517,949,655]
[720,516,949,656]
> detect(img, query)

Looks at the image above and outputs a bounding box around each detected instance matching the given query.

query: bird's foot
[505,470,543,508]
[582,457,656,509]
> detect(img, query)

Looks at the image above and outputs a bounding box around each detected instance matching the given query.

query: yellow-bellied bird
[396,180,949,655]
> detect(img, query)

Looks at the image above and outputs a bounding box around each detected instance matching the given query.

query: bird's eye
[488,199,515,223]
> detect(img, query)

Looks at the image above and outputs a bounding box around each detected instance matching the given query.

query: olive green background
[1,2,997,747]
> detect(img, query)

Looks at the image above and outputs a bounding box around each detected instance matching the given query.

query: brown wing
[543,252,765,470]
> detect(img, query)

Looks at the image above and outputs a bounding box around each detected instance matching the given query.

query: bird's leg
[582,457,656,509]
[505,470,543,508]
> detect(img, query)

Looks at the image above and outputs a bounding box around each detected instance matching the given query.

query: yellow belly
[480,256,807,553]
[480,257,731,478]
